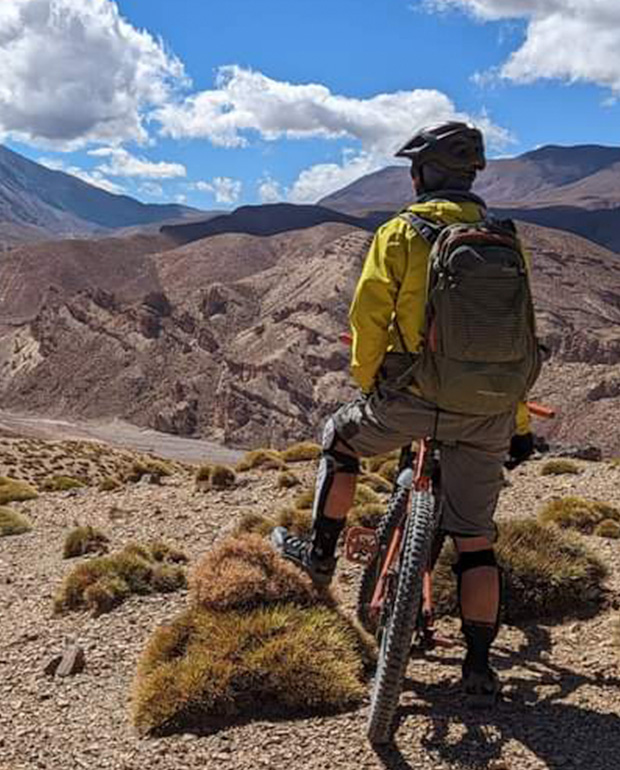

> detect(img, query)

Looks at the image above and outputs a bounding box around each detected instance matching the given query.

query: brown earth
[1,437,620,769]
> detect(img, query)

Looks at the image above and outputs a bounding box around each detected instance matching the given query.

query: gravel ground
[2,447,620,770]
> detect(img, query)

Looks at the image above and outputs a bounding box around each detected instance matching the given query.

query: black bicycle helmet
[395,121,486,173]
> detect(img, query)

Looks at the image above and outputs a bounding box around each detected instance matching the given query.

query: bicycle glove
[506,432,534,469]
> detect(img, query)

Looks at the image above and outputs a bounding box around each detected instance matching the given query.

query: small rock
[55,645,86,677]
[43,655,63,677]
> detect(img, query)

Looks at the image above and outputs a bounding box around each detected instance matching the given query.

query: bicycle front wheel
[357,483,409,634]
[366,488,436,745]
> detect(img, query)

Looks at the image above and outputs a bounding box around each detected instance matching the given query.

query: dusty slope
[0,219,619,453]
[1,437,620,770]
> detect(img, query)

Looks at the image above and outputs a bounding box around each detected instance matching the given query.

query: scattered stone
[548,444,603,462]
[43,655,62,677]
[55,645,86,678]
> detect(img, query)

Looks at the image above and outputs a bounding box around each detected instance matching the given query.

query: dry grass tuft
[98,476,121,492]
[281,442,321,463]
[42,475,86,492]
[0,507,32,537]
[594,519,620,539]
[209,465,237,489]
[293,488,315,510]
[234,512,275,538]
[0,476,38,505]
[131,604,371,736]
[348,503,386,530]
[540,460,581,476]
[236,449,286,472]
[354,483,382,506]
[63,526,110,558]
[433,518,607,623]
[54,542,187,616]
[363,450,401,474]
[377,459,399,483]
[538,496,620,534]
[277,471,301,489]
[359,472,392,494]
[191,533,323,613]
[126,458,174,483]
[195,464,236,490]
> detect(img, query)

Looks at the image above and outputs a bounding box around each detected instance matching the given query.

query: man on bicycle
[273,122,536,705]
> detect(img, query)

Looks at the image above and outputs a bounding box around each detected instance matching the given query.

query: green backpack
[399,212,542,416]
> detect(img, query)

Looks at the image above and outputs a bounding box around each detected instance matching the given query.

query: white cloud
[38,156,124,194]
[258,176,285,203]
[288,152,385,204]
[0,0,186,149]
[192,177,242,205]
[88,147,186,178]
[432,1,620,93]
[156,65,511,154]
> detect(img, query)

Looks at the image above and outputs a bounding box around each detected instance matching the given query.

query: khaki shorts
[332,358,515,541]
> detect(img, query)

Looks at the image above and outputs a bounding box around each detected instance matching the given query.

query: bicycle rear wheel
[357,484,409,634]
[366,489,436,745]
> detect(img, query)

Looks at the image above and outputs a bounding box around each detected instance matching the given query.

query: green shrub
[132,604,371,736]
[0,477,38,505]
[432,519,607,623]
[54,542,187,616]
[540,460,581,476]
[277,471,301,489]
[0,507,32,537]
[236,449,286,472]
[42,475,86,492]
[594,519,620,539]
[538,496,620,534]
[63,526,110,558]
[281,442,321,463]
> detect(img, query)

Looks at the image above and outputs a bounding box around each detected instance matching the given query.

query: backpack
[398,211,542,416]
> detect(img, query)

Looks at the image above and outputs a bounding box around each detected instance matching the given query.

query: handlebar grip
[526,401,556,419]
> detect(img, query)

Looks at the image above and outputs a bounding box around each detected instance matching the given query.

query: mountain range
[0,145,204,247]
[0,143,619,453]
[320,144,620,253]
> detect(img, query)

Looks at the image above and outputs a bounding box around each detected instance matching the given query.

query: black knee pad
[312,419,360,526]
[453,548,502,634]
[452,549,498,576]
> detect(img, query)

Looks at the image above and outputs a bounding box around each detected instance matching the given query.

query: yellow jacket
[348,197,532,435]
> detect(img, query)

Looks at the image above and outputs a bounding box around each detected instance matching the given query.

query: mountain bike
[345,401,555,745]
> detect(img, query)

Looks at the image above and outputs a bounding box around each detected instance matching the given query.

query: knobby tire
[357,484,410,634]
[366,489,436,745]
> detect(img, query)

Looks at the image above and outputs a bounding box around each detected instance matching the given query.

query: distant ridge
[0,144,204,243]
[318,144,620,252]
[161,203,387,246]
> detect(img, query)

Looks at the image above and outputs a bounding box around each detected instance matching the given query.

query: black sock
[312,517,345,560]
[462,621,496,674]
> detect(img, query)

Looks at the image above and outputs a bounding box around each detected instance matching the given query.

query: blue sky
[3,0,620,210]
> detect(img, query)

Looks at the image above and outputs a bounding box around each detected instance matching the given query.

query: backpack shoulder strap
[397,210,445,245]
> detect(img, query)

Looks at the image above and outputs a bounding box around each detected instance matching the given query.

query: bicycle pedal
[344,527,379,565]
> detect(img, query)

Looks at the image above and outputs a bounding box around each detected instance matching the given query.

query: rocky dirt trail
[2,441,620,770]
